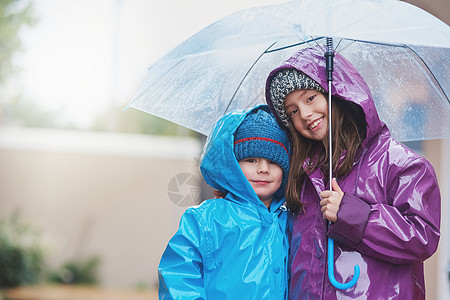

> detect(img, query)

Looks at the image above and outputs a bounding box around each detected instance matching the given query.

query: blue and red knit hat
[234,107,290,183]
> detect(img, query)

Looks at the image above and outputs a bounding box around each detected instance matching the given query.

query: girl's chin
[296,124,327,141]
[303,131,326,141]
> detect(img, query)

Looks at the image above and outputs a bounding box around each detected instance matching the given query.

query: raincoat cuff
[328,193,370,248]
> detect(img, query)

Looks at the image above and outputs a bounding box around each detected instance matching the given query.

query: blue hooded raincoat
[266,47,441,299]
[158,105,290,299]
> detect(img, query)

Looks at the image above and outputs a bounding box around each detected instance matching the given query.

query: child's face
[284,89,328,141]
[238,157,283,206]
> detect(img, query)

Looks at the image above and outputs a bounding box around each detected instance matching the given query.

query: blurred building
[0,127,203,287]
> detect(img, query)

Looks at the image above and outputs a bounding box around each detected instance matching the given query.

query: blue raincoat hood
[200,104,287,211]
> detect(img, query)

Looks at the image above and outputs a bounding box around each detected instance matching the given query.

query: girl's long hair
[285,95,366,214]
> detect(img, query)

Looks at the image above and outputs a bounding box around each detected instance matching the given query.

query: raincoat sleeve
[158,209,207,299]
[329,155,441,264]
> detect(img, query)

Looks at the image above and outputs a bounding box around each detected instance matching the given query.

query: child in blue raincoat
[158,105,290,299]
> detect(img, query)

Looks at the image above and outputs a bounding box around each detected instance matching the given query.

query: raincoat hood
[200,104,288,210]
[266,45,385,147]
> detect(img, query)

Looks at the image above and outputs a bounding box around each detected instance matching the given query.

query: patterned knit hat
[268,68,326,128]
[234,107,290,183]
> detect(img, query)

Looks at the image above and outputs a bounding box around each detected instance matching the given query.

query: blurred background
[0,0,449,299]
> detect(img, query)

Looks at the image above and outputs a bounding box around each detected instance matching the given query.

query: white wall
[423,139,450,300]
[0,127,203,287]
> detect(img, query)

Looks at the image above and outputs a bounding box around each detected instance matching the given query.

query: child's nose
[257,160,270,173]
[300,106,313,119]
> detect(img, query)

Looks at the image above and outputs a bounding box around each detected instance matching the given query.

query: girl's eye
[245,158,257,163]
[307,95,315,102]
[288,109,298,117]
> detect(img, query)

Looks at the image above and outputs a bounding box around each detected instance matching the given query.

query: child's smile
[284,89,328,141]
[308,116,324,130]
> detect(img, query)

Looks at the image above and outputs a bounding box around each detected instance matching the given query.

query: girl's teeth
[309,118,321,129]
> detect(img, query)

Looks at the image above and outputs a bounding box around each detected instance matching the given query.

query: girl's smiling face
[284,89,328,141]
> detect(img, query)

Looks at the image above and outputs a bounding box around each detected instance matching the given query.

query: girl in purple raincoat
[265,46,441,299]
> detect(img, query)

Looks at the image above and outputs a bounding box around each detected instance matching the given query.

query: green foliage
[0,0,36,83]
[1,96,70,129]
[0,210,47,288]
[47,256,101,285]
[93,105,198,137]
[134,281,151,291]
[0,0,198,137]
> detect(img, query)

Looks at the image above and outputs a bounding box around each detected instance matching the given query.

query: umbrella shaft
[325,38,334,82]
[328,81,333,191]
[325,37,334,190]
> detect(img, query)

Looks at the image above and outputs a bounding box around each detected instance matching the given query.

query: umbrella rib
[224,37,327,113]
[331,37,449,105]
[265,37,324,53]
[334,39,344,52]
[405,46,450,106]
[124,59,186,110]
[223,41,278,113]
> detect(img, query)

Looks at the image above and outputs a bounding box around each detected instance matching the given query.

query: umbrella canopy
[126,0,450,140]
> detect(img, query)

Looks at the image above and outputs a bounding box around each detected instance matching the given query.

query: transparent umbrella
[126,0,450,141]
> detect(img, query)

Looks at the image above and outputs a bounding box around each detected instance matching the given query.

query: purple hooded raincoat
[265,47,441,299]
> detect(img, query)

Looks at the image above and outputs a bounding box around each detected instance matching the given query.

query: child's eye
[244,158,257,163]
[288,109,298,117]
[307,95,315,102]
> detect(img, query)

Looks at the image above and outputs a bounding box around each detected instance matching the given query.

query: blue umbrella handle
[327,237,360,289]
